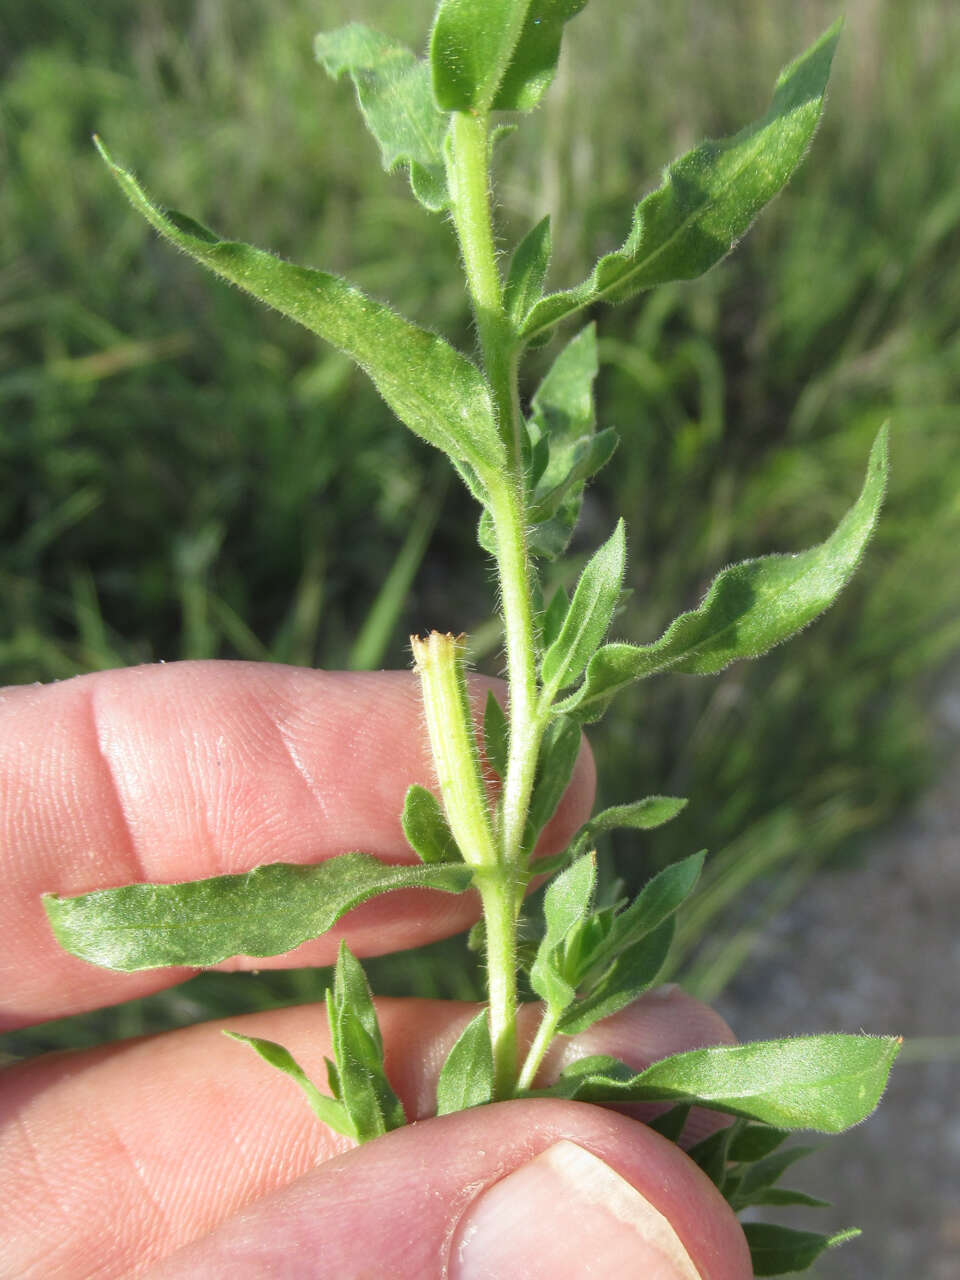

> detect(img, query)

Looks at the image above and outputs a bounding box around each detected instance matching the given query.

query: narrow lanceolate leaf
[743,1224,861,1277]
[557,426,889,722]
[526,325,610,560]
[529,853,597,1011]
[225,1033,354,1138]
[94,139,505,477]
[43,853,473,971]
[402,784,459,864]
[549,1034,901,1133]
[524,715,582,852]
[556,917,675,1034]
[327,943,406,1142]
[541,519,626,692]
[540,586,570,650]
[436,1011,496,1114]
[521,20,842,342]
[482,690,509,780]
[491,0,589,112]
[571,796,688,856]
[597,851,705,962]
[504,216,553,327]
[315,25,449,211]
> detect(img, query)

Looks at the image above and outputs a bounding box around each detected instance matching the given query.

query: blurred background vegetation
[2,0,958,1058]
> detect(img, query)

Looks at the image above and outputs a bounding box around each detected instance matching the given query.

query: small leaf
[531,322,597,439]
[504,215,552,326]
[557,427,889,722]
[528,428,619,526]
[483,691,509,779]
[744,1188,831,1209]
[529,854,597,1011]
[521,21,842,341]
[556,917,675,1034]
[597,851,705,962]
[571,796,688,855]
[541,520,626,692]
[728,1124,791,1163]
[540,585,570,650]
[550,1034,901,1133]
[524,715,582,852]
[436,1011,496,1114]
[743,1223,861,1277]
[43,852,473,970]
[402,784,459,864]
[315,25,449,211]
[225,1033,354,1138]
[686,1121,738,1189]
[732,1146,817,1203]
[647,1104,691,1143]
[94,139,505,478]
[328,943,406,1142]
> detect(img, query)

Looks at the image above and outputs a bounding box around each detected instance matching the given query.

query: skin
[0,662,752,1279]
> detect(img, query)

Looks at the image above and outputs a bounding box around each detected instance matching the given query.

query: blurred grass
[1,0,958,1058]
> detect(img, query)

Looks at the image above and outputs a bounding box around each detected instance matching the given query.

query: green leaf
[491,0,589,111]
[401,784,459,864]
[225,1033,354,1138]
[315,25,449,211]
[541,520,626,692]
[731,1146,817,1204]
[549,1034,901,1133]
[571,796,688,855]
[504,216,552,327]
[647,1104,691,1143]
[686,1121,738,1189]
[743,1224,861,1276]
[557,426,889,722]
[529,853,597,1011]
[43,852,473,971]
[743,1188,831,1209]
[556,917,675,1034]
[540,585,570,650]
[597,850,705,962]
[728,1124,791,1163]
[430,0,532,111]
[524,715,582,852]
[526,324,607,559]
[327,943,406,1142]
[482,690,509,780]
[94,139,505,478]
[521,20,842,342]
[436,1011,496,1114]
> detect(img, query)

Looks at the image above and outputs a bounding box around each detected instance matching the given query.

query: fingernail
[450,1139,703,1280]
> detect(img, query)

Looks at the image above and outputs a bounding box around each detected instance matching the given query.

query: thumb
[149,1098,752,1280]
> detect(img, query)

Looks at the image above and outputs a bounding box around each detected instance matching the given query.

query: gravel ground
[717,681,960,1278]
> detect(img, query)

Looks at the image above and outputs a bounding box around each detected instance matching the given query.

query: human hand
[1,662,751,1278]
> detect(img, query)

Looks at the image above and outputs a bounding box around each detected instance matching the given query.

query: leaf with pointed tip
[505,216,552,326]
[731,1146,817,1205]
[541,520,626,692]
[647,1104,691,1143]
[529,853,596,1011]
[482,691,509,780]
[728,1124,791,1163]
[540,586,570,650]
[528,428,619,527]
[743,1224,861,1276]
[686,1120,738,1189]
[402,784,459,864]
[570,796,688,857]
[557,917,675,1034]
[596,851,705,964]
[524,715,582,853]
[436,1012,496,1114]
[43,853,473,971]
[531,322,597,440]
[744,1188,831,1209]
[521,21,842,342]
[543,1034,901,1133]
[557,427,888,722]
[430,0,587,113]
[327,943,406,1142]
[315,25,449,211]
[225,1033,354,1137]
[94,139,505,478]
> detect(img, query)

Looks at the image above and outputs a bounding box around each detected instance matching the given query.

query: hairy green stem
[517,1003,562,1093]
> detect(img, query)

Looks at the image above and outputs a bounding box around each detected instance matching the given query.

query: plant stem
[439,108,555,1097]
[517,1003,562,1092]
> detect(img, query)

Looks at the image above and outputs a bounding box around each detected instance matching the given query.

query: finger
[0,661,595,1027]
[155,1103,752,1280]
[1,989,736,1277]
